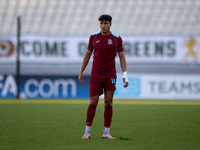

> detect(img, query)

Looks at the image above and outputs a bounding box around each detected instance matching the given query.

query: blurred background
[0,0,200,99]
[1,0,200,36]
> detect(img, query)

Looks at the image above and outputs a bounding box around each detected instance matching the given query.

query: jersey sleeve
[117,36,124,52]
[87,35,94,51]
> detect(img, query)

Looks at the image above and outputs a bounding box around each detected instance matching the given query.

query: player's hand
[123,78,129,88]
[78,72,85,84]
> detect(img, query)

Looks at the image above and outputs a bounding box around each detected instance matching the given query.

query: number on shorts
[111,78,115,84]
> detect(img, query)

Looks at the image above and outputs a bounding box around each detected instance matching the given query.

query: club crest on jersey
[108,39,113,45]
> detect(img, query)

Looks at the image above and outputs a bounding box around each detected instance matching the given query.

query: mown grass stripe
[0,100,200,105]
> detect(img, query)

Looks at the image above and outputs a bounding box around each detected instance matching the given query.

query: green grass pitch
[0,99,200,150]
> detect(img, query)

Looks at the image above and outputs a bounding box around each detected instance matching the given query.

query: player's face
[100,20,112,35]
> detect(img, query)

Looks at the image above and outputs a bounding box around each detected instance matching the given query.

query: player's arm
[78,50,92,84]
[118,51,129,88]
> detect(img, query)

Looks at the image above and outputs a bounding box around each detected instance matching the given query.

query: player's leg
[82,77,103,139]
[86,95,99,128]
[82,95,99,139]
[102,78,116,139]
[104,90,114,129]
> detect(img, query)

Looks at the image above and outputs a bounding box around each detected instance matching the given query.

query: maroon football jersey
[87,31,124,78]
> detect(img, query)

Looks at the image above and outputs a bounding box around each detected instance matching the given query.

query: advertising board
[0,75,90,99]
[115,74,200,100]
[1,36,200,64]
[1,74,199,100]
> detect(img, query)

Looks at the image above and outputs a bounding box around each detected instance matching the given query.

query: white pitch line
[0,100,200,105]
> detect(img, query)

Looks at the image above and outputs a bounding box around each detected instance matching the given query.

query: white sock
[104,127,110,133]
[86,126,91,132]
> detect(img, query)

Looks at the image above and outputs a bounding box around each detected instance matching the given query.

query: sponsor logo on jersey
[96,40,100,43]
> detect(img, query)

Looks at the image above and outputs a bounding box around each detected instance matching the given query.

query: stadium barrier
[0,74,199,100]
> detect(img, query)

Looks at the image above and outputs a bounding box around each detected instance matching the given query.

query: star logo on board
[182,37,199,63]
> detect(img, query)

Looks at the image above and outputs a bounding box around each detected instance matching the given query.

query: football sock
[86,104,97,127]
[86,125,91,132]
[104,127,110,133]
[104,105,113,129]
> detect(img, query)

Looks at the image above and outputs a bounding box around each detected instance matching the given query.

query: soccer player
[78,14,129,139]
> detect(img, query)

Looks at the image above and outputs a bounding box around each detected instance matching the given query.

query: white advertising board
[0,35,200,64]
[115,74,200,100]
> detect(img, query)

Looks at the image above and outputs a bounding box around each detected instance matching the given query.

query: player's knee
[104,99,113,106]
[90,97,99,106]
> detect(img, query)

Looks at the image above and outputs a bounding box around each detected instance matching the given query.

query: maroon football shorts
[89,77,116,97]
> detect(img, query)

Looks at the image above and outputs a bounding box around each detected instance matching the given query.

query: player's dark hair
[98,14,112,23]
